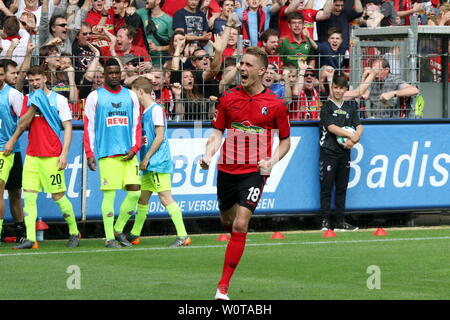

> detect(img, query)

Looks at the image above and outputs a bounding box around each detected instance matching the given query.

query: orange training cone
[373,228,387,236]
[217,234,231,241]
[271,232,285,239]
[322,229,336,237]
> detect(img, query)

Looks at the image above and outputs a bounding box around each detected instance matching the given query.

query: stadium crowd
[0,0,447,120]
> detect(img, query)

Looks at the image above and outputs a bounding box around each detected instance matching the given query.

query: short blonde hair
[131,76,153,94]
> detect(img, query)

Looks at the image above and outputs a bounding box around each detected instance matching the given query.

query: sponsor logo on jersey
[112,102,122,109]
[106,116,128,126]
[231,121,265,134]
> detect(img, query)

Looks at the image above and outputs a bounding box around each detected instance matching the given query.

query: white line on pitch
[1,236,450,257]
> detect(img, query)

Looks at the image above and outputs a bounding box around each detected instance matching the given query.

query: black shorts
[217,170,267,213]
[5,152,23,190]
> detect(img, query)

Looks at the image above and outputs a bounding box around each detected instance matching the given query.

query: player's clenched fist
[87,157,97,171]
[199,156,210,170]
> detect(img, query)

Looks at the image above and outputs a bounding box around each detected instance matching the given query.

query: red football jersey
[212,86,290,175]
[21,95,64,157]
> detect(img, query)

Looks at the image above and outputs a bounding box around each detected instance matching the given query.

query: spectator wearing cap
[113,0,149,51]
[0,15,30,65]
[122,53,142,80]
[39,0,90,55]
[137,0,173,67]
[278,0,332,39]
[316,0,363,51]
[278,12,317,66]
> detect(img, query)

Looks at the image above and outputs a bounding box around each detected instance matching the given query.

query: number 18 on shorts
[217,171,267,213]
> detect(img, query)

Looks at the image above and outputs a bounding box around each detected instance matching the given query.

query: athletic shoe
[127,234,141,245]
[115,232,132,247]
[15,224,25,242]
[12,239,38,250]
[321,219,331,231]
[67,233,81,248]
[168,236,192,247]
[335,222,359,232]
[214,286,230,300]
[105,239,122,248]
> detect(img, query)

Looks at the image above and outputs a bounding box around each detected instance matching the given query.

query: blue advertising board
[4,122,450,221]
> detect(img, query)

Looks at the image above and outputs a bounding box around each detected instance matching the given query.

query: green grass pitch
[1,227,450,300]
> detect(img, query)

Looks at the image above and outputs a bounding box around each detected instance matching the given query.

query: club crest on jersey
[261,106,268,115]
[112,102,122,109]
[103,178,108,186]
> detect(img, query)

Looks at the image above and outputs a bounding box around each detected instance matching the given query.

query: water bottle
[36,217,44,242]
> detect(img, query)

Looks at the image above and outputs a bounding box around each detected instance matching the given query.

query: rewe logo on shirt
[106,116,128,126]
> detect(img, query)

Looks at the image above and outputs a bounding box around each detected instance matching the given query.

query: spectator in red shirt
[85,0,115,34]
[112,0,149,51]
[115,25,151,61]
[162,0,221,17]
[221,26,239,62]
[279,0,332,39]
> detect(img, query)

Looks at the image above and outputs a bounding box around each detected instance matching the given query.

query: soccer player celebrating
[84,58,142,248]
[200,47,291,300]
[0,63,23,245]
[5,66,81,249]
[127,76,191,247]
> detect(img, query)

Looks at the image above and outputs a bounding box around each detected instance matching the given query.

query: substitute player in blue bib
[124,77,191,247]
[0,59,26,243]
[0,63,23,245]
[84,58,142,248]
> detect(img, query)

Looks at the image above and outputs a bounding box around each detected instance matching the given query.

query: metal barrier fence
[6,17,450,121]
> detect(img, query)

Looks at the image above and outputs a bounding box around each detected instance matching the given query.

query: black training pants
[319,149,351,224]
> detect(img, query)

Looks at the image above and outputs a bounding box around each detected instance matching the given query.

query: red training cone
[36,219,49,231]
[322,229,336,237]
[217,234,230,241]
[373,228,387,236]
[271,232,285,239]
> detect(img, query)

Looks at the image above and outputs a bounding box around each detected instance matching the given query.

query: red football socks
[218,232,247,288]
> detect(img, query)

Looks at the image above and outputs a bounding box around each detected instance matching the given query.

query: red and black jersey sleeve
[211,90,230,131]
[275,100,290,139]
